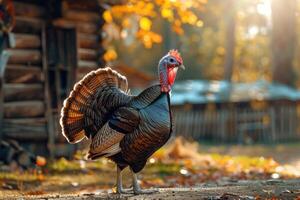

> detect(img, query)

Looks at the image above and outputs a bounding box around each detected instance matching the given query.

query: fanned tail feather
[60,67,128,144]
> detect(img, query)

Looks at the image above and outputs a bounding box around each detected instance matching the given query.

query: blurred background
[1,0,300,197]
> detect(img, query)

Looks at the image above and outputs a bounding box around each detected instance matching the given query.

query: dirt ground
[2,180,300,199]
[1,141,300,199]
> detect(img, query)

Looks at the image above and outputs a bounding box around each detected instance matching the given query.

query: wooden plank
[53,19,98,34]
[4,126,47,141]
[14,34,41,49]
[78,48,97,60]
[4,101,45,118]
[78,60,98,68]
[14,16,44,34]
[4,118,46,125]
[78,33,98,49]
[14,2,45,18]
[5,65,42,83]
[4,84,44,101]
[196,112,203,139]
[3,117,47,141]
[0,50,10,140]
[270,108,276,142]
[64,0,100,12]
[41,24,56,158]
[7,49,42,64]
[63,9,100,23]
[4,119,46,131]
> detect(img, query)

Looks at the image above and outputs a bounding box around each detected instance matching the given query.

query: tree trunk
[271,0,296,86]
[224,0,236,81]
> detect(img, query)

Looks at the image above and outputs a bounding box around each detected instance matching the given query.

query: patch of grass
[48,158,81,172]
[209,153,278,173]
[145,162,181,176]
[47,157,115,173]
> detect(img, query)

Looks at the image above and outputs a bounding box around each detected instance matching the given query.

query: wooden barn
[0,0,107,157]
[172,80,300,144]
[0,0,156,157]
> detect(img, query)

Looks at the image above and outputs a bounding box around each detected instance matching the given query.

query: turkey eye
[169,58,175,63]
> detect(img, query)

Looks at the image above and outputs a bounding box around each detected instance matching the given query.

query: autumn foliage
[102,0,207,61]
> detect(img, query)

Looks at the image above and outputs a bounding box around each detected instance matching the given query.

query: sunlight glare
[256,0,271,17]
[247,26,259,38]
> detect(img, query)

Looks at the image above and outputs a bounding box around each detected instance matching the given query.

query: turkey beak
[179,64,185,70]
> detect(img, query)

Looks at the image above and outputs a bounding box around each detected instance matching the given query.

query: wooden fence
[173,105,300,143]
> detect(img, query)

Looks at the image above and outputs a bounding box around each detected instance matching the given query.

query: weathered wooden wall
[1,0,106,157]
[53,0,105,81]
[49,0,105,157]
[3,1,48,154]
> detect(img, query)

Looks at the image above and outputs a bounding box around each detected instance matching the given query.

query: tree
[224,0,236,81]
[271,0,296,86]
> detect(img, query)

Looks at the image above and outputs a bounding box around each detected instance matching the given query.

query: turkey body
[110,91,172,173]
[60,68,173,174]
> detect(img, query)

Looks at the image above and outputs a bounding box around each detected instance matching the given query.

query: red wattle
[168,67,178,86]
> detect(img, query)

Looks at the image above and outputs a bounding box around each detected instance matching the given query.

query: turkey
[60,50,184,194]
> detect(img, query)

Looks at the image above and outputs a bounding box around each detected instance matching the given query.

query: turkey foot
[116,187,132,194]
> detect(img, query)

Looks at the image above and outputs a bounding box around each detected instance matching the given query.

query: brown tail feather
[60,67,128,144]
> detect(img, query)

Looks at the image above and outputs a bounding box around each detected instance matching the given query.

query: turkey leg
[116,166,132,194]
[130,168,158,195]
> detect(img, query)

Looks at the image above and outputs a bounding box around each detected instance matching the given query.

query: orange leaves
[103,49,118,62]
[172,20,184,35]
[161,8,174,20]
[136,30,162,48]
[179,10,198,25]
[122,18,131,28]
[103,10,113,23]
[149,137,300,188]
[139,17,152,31]
[109,2,156,18]
[102,0,207,49]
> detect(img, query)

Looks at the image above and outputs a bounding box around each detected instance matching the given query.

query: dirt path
[5,179,299,200]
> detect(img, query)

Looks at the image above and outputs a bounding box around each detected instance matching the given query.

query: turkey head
[158,49,185,92]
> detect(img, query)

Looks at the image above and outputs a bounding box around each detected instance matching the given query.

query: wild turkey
[60,50,184,194]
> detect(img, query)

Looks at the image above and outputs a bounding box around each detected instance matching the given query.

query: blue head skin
[158,50,185,93]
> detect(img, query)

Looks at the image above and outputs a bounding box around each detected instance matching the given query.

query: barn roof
[171,80,300,105]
